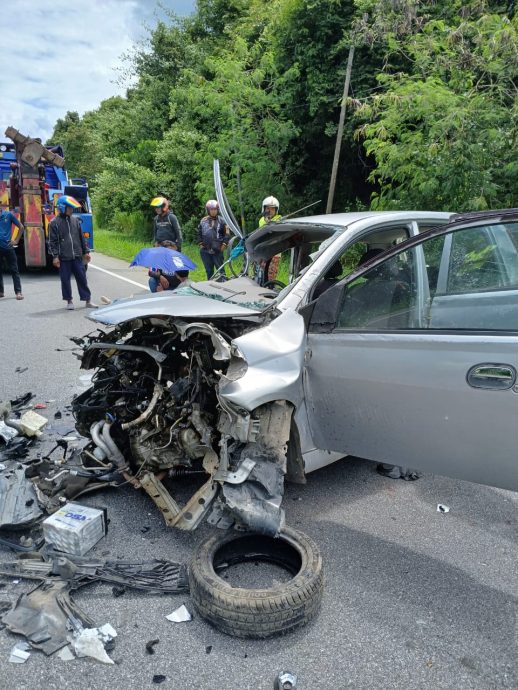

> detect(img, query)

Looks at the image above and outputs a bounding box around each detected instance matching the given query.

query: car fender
[219,309,306,411]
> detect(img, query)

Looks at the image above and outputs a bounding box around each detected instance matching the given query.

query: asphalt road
[0,254,517,690]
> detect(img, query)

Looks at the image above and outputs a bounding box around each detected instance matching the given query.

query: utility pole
[326,45,355,214]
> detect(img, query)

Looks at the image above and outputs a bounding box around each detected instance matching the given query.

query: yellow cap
[150,196,167,207]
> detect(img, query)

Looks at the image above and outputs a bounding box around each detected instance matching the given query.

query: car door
[303,217,518,492]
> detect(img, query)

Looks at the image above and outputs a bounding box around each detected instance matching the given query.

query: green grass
[93,228,208,282]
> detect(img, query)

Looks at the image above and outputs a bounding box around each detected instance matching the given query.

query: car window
[445,226,514,294]
[336,221,518,331]
[311,225,411,301]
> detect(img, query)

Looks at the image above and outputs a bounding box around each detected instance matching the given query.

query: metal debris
[274,672,298,690]
[166,604,192,623]
[0,465,43,529]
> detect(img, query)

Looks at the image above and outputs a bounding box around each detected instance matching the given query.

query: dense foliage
[48,0,517,238]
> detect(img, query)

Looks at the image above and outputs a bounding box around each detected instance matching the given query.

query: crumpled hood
[88,289,262,326]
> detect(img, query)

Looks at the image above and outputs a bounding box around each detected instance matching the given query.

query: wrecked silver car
[74,207,518,537]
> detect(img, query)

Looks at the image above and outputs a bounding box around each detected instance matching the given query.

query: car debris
[42,502,108,556]
[0,465,43,529]
[376,464,422,481]
[0,551,189,593]
[2,579,94,655]
[56,645,75,661]
[15,367,29,374]
[437,503,450,513]
[72,624,116,665]
[165,604,192,623]
[274,671,298,690]
[152,674,167,684]
[9,641,31,664]
[145,638,160,654]
[0,421,18,443]
[17,410,48,438]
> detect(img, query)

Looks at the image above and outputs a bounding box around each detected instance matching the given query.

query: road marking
[89,263,148,289]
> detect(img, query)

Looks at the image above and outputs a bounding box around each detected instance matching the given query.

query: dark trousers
[200,249,224,280]
[59,258,91,301]
[0,245,22,294]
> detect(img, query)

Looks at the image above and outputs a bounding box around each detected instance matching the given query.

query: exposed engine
[71,317,293,536]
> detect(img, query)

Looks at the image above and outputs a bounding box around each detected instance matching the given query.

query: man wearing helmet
[197,200,228,280]
[150,196,182,251]
[259,196,281,227]
[259,196,282,280]
[49,195,96,310]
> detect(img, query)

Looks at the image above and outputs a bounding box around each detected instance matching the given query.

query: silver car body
[84,208,518,534]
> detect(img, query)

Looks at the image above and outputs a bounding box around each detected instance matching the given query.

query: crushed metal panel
[0,465,42,528]
[2,579,94,655]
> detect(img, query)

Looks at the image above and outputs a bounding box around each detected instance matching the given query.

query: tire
[189,526,323,638]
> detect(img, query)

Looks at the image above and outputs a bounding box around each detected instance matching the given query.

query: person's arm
[9,213,24,245]
[197,221,204,248]
[48,221,60,267]
[169,213,182,249]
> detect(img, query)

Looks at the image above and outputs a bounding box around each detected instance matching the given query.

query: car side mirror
[302,281,344,333]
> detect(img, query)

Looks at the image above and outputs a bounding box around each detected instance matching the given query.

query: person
[258,196,281,227]
[48,195,96,310]
[148,241,191,293]
[197,200,228,280]
[150,196,182,250]
[0,205,24,300]
[258,196,282,281]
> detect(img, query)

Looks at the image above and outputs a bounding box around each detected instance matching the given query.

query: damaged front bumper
[72,310,306,536]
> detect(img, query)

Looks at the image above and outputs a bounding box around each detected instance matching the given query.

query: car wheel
[189,526,323,638]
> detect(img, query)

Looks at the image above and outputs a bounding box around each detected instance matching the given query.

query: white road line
[89,263,148,289]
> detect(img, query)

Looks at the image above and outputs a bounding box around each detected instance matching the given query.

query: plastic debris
[377,463,422,481]
[437,504,450,513]
[166,604,192,623]
[0,421,18,442]
[146,638,160,654]
[18,410,48,438]
[73,626,116,665]
[54,411,62,419]
[153,675,167,684]
[57,645,75,661]
[205,645,213,654]
[33,403,47,410]
[274,671,298,690]
[9,641,31,664]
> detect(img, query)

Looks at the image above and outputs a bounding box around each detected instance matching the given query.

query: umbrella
[130,247,197,274]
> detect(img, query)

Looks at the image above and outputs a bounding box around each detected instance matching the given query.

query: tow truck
[0,127,93,268]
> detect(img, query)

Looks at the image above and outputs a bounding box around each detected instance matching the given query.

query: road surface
[0,254,516,689]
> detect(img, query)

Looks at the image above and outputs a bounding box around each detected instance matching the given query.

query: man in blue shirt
[0,206,24,300]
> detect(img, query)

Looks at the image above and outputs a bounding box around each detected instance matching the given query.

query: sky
[0,0,195,143]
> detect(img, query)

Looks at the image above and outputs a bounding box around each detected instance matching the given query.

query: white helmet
[262,196,279,212]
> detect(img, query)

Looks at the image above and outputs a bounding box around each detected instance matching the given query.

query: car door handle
[467,364,516,390]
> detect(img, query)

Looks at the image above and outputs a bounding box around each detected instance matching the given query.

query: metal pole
[326,45,355,214]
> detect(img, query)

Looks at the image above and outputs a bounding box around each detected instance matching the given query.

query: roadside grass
[93,227,290,286]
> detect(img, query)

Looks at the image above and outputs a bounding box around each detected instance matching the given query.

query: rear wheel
[189,526,323,638]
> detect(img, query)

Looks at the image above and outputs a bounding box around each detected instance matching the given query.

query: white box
[43,502,107,556]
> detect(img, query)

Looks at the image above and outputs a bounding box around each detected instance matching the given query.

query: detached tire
[189,526,323,638]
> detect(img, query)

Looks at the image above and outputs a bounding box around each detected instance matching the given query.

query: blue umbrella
[130,247,197,273]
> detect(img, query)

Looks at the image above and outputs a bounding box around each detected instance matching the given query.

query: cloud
[1,0,194,143]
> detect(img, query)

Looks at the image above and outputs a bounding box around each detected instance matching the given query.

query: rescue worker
[259,196,281,227]
[150,196,182,250]
[48,195,96,310]
[0,205,24,300]
[258,196,282,281]
[197,200,228,280]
